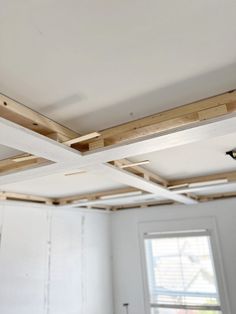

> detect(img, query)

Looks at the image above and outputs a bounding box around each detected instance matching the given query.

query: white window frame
[138,217,231,314]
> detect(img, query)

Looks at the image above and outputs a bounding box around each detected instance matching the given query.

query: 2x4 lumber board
[2,115,236,186]
[0,157,46,174]
[88,90,236,147]
[0,118,82,163]
[113,200,174,210]
[0,191,53,204]
[199,191,236,201]
[114,159,168,186]
[118,160,150,168]
[58,187,138,204]
[169,171,236,186]
[12,154,38,162]
[0,93,79,140]
[64,132,101,146]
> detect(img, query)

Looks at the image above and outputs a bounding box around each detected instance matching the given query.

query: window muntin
[144,231,222,313]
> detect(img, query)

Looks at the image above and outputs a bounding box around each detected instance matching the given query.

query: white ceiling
[1,1,236,199]
[0,171,124,198]
[0,0,236,133]
[131,132,236,179]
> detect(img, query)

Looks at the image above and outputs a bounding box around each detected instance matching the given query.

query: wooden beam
[11,154,40,162]
[199,191,236,201]
[0,191,54,204]
[113,159,168,186]
[168,171,236,187]
[0,156,47,175]
[0,93,79,140]
[57,170,236,208]
[58,187,139,205]
[64,132,101,146]
[118,160,150,168]
[112,200,174,210]
[87,90,236,150]
[2,89,236,160]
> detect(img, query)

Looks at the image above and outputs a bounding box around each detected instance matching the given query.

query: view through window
[144,231,222,314]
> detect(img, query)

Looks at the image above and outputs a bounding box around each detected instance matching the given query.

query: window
[144,230,222,314]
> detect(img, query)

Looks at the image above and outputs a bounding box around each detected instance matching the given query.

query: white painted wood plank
[0,118,82,162]
[93,164,197,204]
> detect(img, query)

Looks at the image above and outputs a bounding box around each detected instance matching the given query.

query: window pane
[144,233,221,311]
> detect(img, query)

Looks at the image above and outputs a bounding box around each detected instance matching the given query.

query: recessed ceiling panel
[129,132,236,180]
[0,171,125,198]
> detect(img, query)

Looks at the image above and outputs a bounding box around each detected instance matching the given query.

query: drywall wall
[0,202,113,314]
[111,198,236,314]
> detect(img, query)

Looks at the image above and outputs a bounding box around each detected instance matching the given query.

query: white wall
[1,198,236,314]
[111,198,236,314]
[0,202,113,314]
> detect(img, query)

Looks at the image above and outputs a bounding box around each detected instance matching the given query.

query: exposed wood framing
[64,132,101,146]
[85,90,236,150]
[94,163,197,205]
[1,90,236,208]
[0,93,78,140]
[0,156,47,175]
[118,160,150,169]
[113,159,168,186]
[112,200,174,210]
[57,187,139,205]
[1,106,235,186]
[0,191,54,204]
[198,191,236,202]
[1,176,236,208]
[169,170,236,187]
[0,117,197,205]
[1,90,236,179]
[0,118,81,163]
[7,89,232,154]
[57,169,236,208]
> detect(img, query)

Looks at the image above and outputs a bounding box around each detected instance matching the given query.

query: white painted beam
[0,118,82,162]
[59,192,158,209]
[82,114,236,163]
[93,164,197,204]
[171,182,236,195]
[1,115,236,186]
[59,181,236,209]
